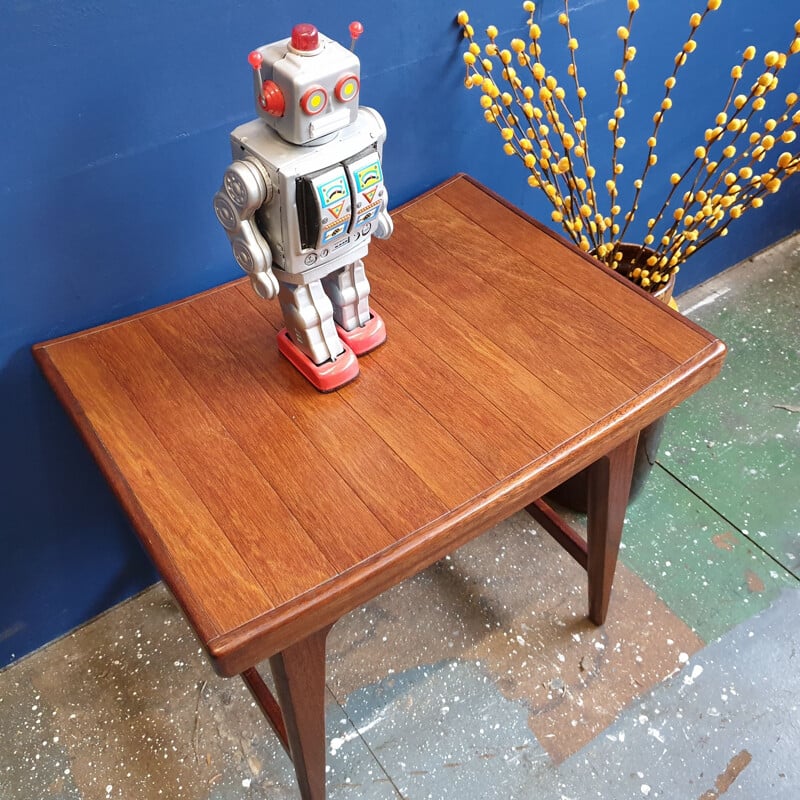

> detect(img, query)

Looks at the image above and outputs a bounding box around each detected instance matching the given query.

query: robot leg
[276,279,359,392]
[321,259,371,331]
[322,260,387,355]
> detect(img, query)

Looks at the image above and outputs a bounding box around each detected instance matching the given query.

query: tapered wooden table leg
[269,625,332,800]
[586,435,639,625]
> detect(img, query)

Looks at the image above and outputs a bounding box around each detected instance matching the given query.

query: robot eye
[335,74,360,103]
[300,86,328,115]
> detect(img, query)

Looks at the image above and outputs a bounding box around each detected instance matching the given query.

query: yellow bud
[626,46,637,61]
[486,25,498,39]
[579,204,592,217]
[523,1,536,11]
[524,153,536,168]
[484,109,496,123]
[551,210,563,222]
[753,97,766,111]
[501,92,513,106]
[665,77,676,90]
[608,118,617,131]
[690,12,702,27]
[479,94,492,109]
[683,40,697,54]
[764,50,780,67]
[694,146,707,159]
[463,52,476,66]
[482,58,493,71]
[614,68,625,82]
[674,208,685,220]
[501,127,514,141]
[675,52,687,67]
[751,197,764,208]
[611,204,621,215]
[781,130,797,143]
[532,63,545,81]
[743,46,756,60]
[731,65,742,79]
[738,166,753,179]
[649,154,658,166]
[503,142,515,155]
[577,86,587,100]
[778,152,793,169]
[662,98,673,111]
[529,23,541,39]
[787,92,799,106]
[722,145,736,158]
[670,173,681,185]
[707,0,721,10]
[456,11,469,25]
[706,161,718,174]
[568,37,579,50]
[500,49,512,65]
[586,166,596,178]
[617,26,629,40]
[511,38,526,53]
[574,145,585,158]
[615,136,626,148]
[628,0,639,11]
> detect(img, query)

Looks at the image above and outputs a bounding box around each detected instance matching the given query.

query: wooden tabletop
[34,175,725,677]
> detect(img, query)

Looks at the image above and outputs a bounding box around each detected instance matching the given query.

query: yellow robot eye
[300,86,328,115]
[335,74,360,102]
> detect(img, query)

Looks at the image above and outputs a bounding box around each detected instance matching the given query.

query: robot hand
[374,209,393,239]
[249,270,280,300]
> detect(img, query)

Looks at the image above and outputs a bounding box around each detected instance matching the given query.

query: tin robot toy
[213,21,392,391]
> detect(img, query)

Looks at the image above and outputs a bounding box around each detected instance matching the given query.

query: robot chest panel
[296,151,385,251]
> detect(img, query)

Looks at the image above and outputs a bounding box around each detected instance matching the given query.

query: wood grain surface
[33,175,726,676]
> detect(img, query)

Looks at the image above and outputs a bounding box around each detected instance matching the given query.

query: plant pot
[545,244,674,513]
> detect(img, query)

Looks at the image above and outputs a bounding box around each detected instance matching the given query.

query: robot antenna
[349,21,364,51]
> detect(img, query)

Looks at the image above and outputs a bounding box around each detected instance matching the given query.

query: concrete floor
[2,235,799,799]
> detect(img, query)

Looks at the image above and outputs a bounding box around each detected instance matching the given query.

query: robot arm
[213,158,280,300]
[373,188,393,239]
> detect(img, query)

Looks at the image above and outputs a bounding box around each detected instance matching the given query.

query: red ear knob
[291,23,319,52]
[259,80,285,116]
[349,21,364,40]
[248,50,263,70]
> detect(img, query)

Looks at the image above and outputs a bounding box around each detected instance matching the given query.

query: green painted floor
[1,234,798,799]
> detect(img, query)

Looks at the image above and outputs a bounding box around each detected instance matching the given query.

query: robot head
[248,23,362,146]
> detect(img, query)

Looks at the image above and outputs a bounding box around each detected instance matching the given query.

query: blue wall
[2,1,798,667]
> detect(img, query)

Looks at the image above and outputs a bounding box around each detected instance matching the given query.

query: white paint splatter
[330,712,386,755]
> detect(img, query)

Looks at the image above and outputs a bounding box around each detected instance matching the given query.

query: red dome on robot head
[291,23,319,53]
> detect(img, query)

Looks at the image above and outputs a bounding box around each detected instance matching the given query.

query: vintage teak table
[35,176,726,799]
